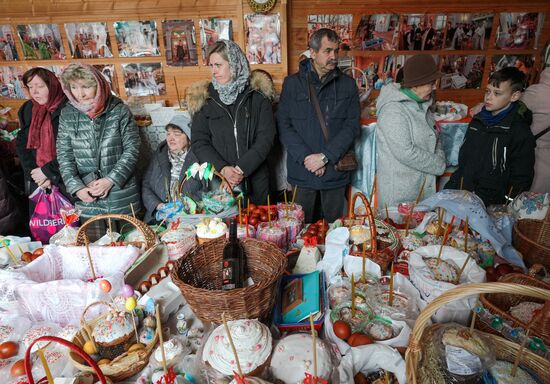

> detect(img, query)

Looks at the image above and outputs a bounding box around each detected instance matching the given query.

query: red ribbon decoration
[303,236,318,247]
[304,373,328,384]
[155,367,177,384]
[232,372,250,384]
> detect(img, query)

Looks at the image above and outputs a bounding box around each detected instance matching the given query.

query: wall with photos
[287,0,550,109]
[0,0,288,112]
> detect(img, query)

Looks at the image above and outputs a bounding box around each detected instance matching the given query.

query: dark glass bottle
[221,219,245,290]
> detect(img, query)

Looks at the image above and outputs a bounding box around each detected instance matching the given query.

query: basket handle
[405,282,550,384]
[75,213,157,249]
[24,336,107,384]
[349,192,378,256]
[80,300,115,327]
[528,264,548,278]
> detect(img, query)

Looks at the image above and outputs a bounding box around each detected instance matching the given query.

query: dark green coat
[56,97,141,218]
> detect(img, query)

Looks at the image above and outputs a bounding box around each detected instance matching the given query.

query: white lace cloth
[0,245,140,326]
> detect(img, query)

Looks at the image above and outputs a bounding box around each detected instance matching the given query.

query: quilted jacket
[56,96,141,218]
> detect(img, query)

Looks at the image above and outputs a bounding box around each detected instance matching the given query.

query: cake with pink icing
[270,333,333,383]
[202,319,272,376]
[92,311,135,360]
[23,325,59,352]
[424,258,459,283]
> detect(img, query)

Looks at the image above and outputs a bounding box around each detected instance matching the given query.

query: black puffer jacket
[446,102,536,205]
[277,59,360,190]
[188,72,275,205]
[16,99,68,194]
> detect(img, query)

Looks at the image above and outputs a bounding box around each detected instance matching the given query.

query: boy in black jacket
[446,67,535,205]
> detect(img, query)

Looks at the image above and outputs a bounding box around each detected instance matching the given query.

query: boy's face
[484,80,521,112]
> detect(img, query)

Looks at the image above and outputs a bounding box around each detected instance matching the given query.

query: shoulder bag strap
[308,74,329,143]
[534,126,550,140]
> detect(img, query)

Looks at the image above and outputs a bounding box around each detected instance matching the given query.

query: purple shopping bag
[29,186,78,243]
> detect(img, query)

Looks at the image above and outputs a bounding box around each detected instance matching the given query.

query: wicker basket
[76,213,158,250]
[171,237,286,322]
[68,301,158,382]
[25,335,109,384]
[476,268,550,345]
[512,206,550,269]
[406,282,550,384]
[345,192,397,272]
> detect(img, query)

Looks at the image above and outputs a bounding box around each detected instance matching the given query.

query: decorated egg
[0,341,18,359]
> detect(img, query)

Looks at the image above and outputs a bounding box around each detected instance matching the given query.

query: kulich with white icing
[154,338,187,364]
[270,333,333,383]
[92,311,134,345]
[229,378,273,384]
[161,227,196,243]
[202,319,272,376]
[196,218,228,239]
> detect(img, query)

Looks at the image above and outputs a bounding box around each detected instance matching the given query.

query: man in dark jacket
[277,28,360,223]
[446,67,535,206]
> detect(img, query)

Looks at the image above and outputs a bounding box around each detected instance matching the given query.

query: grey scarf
[168,149,187,191]
[212,40,250,105]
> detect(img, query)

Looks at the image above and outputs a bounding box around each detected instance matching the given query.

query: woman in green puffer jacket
[57,63,141,223]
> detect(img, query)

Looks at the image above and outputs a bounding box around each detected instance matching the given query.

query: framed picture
[0,25,18,61]
[445,14,494,50]
[495,13,544,50]
[385,54,440,84]
[199,18,232,64]
[35,65,65,78]
[16,24,66,60]
[245,13,281,64]
[491,54,536,84]
[163,20,198,66]
[398,14,447,51]
[440,55,485,89]
[307,14,353,44]
[121,62,166,96]
[351,56,388,89]
[0,66,26,99]
[114,21,160,57]
[93,64,120,95]
[64,22,113,58]
[354,14,400,51]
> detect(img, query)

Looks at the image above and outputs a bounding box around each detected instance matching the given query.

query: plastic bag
[202,190,235,214]
[49,208,81,246]
[29,186,77,243]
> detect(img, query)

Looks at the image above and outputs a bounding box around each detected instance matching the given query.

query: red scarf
[61,63,111,120]
[26,71,66,167]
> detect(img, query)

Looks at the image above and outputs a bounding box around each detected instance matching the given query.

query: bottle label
[222,260,238,290]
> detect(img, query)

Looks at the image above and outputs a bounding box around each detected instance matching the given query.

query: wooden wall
[288,0,550,108]
[0,0,288,111]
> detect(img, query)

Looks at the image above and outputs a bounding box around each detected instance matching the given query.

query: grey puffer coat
[56,97,141,218]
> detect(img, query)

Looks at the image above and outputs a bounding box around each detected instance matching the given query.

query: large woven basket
[406,282,550,384]
[345,192,397,272]
[68,301,158,382]
[76,213,158,250]
[171,237,286,322]
[512,207,550,269]
[476,268,550,345]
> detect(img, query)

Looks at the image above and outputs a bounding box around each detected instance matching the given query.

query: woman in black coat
[142,114,205,224]
[188,40,275,205]
[16,67,68,214]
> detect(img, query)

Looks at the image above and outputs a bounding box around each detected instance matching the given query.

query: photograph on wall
[163,20,198,67]
[495,13,544,50]
[199,18,232,64]
[36,65,65,78]
[353,14,400,51]
[114,20,160,57]
[16,24,66,60]
[491,54,536,84]
[307,14,352,44]
[93,64,120,95]
[0,25,19,61]
[64,22,113,58]
[351,56,389,90]
[384,54,440,84]
[440,55,485,89]
[245,13,281,64]
[445,14,493,50]
[398,14,447,51]
[0,66,26,99]
[121,62,165,96]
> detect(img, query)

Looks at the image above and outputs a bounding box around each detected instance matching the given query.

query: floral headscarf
[211,40,250,105]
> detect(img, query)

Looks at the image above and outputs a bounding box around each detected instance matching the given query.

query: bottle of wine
[222,219,245,290]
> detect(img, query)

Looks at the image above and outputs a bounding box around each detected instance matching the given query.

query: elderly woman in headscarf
[56,63,141,225]
[16,68,68,213]
[187,40,275,204]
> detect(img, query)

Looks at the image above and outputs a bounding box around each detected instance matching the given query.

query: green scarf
[400,87,425,105]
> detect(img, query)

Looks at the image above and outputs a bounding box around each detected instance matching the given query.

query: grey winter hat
[166,113,192,139]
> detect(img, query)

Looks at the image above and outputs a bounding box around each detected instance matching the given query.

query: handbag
[308,76,358,172]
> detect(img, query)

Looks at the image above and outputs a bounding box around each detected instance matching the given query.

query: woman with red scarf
[16,67,68,210]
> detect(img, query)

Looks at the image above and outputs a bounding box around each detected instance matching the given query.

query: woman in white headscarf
[187,40,275,204]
